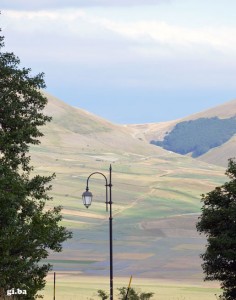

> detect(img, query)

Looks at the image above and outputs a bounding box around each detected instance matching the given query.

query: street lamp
[82,188,93,209]
[82,165,113,300]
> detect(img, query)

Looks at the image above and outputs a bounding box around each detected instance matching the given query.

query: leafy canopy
[97,287,154,300]
[0,28,72,299]
[197,158,236,300]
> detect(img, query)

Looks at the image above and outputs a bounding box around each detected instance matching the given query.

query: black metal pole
[109,164,113,300]
[53,272,55,300]
[84,166,114,300]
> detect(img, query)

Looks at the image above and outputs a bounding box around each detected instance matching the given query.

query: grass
[41,274,221,300]
[32,151,226,281]
[28,97,229,291]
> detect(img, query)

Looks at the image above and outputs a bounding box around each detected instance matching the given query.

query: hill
[40,92,167,157]
[197,135,236,166]
[127,99,236,166]
[150,117,236,158]
[28,92,228,284]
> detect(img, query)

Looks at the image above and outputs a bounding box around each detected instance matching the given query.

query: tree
[97,288,154,300]
[118,287,139,300]
[0,28,72,299]
[97,290,109,300]
[117,287,154,300]
[197,158,236,300]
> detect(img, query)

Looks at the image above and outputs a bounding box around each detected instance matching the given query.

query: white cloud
[3,9,236,56]
[1,0,171,10]
[2,8,236,92]
[87,17,236,55]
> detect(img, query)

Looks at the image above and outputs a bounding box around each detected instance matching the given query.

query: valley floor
[42,273,220,300]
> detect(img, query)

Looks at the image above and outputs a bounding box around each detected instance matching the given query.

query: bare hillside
[127,98,236,166]
[197,135,236,167]
[41,92,167,157]
[127,98,236,141]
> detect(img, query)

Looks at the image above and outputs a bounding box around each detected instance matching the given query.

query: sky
[1,0,236,124]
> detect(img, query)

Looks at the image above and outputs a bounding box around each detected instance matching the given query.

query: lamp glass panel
[82,191,93,208]
[83,195,92,207]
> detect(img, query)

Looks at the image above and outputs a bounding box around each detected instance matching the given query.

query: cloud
[1,0,172,11]
[2,8,236,94]
[4,9,235,57]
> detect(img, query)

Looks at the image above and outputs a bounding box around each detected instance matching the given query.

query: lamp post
[82,165,113,300]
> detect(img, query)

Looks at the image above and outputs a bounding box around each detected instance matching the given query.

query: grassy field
[42,274,220,300]
[33,146,226,282]
[28,95,229,298]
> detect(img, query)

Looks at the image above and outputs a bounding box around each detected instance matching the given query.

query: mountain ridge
[41,91,168,158]
[126,98,236,140]
[126,98,236,166]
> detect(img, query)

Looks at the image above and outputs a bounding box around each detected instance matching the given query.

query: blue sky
[1,0,236,123]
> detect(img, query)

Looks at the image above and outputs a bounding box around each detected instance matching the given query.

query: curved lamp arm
[85,172,109,211]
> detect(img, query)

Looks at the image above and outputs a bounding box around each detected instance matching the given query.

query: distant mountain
[41,92,167,157]
[30,92,227,281]
[150,117,236,158]
[127,99,236,167]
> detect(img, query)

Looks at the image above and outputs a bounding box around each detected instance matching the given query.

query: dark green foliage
[151,117,236,157]
[117,287,154,300]
[97,288,154,300]
[118,287,140,300]
[0,29,72,298]
[97,289,109,300]
[196,159,236,300]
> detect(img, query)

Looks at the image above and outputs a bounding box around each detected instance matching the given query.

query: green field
[42,274,220,300]
[31,145,226,282]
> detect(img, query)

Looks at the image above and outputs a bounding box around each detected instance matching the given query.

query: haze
[1,0,236,123]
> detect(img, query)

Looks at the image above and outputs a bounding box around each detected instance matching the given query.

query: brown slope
[40,92,167,157]
[197,135,236,167]
[126,98,236,167]
[185,98,236,120]
[127,98,236,141]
